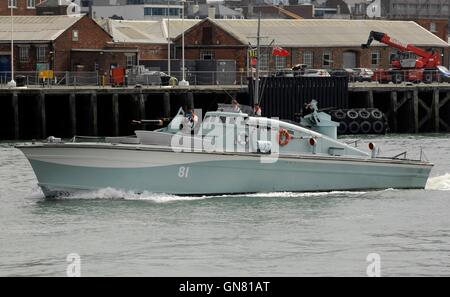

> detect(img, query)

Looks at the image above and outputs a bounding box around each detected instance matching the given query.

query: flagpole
[8,4,16,88]
[179,0,189,86]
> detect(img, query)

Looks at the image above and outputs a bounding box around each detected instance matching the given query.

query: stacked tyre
[330,108,387,135]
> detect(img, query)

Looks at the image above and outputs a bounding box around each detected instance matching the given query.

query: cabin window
[203,116,210,124]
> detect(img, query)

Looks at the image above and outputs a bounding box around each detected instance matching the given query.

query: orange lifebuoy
[277,129,291,146]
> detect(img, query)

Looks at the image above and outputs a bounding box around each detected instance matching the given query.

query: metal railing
[128,70,247,87]
[2,69,448,88]
[262,68,450,85]
[0,70,249,88]
[341,69,450,85]
[0,71,99,87]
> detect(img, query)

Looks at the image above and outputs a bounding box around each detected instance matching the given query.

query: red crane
[361,31,442,83]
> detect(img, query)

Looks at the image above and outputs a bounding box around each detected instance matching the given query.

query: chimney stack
[208,5,216,19]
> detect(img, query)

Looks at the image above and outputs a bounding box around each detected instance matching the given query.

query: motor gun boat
[16,101,433,197]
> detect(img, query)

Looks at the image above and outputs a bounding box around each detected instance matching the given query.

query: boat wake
[63,187,210,203]
[30,186,369,202]
[426,174,450,191]
[29,179,446,203]
[238,191,368,198]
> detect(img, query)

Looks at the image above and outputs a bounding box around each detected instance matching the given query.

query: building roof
[205,18,449,48]
[102,19,201,44]
[98,18,449,48]
[0,15,83,42]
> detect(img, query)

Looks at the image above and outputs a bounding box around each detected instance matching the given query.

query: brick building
[413,19,448,43]
[0,0,45,16]
[171,18,449,71]
[350,0,449,42]
[98,18,449,73]
[0,15,137,75]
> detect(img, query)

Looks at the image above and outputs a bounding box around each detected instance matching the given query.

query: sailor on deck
[253,103,262,116]
[231,99,241,113]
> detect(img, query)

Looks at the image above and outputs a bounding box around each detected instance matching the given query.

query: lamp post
[179,0,189,86]
[167,0,171,77]
[8,3,16,88]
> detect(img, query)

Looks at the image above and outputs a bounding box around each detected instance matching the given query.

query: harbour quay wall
[348,83,450,133]
[0,86,248,141]
[1,82,449,141]
[249,77,449,134]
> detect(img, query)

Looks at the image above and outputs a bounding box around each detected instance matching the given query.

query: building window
[8,0,17,8]
[322,50,332,68]
[72,30,79,42]
[389,50,398,63]
[275,56,286,70]
[19,47,29,63]
[259,52,269,72]
[126,54,136,68]
[200,50,214,60]
[27,0,35,8]
[144,7,180,16]
[371,50,380,67]
[303,51,313,68]
[430,22,437,32]
[37,47,46,63]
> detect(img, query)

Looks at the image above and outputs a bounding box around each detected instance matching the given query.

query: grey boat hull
[18,144,433,197]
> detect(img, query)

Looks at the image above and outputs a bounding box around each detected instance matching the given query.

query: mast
[8,4,16,88]
[11,5,13,80]
[167,0,171,76]
[254,13,261,105]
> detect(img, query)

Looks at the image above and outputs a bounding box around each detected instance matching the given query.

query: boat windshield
[217,103,254,115]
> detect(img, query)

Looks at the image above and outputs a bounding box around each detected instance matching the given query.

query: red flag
[272,46,289,57]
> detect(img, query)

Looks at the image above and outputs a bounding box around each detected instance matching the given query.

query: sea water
[0,134,449,276]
